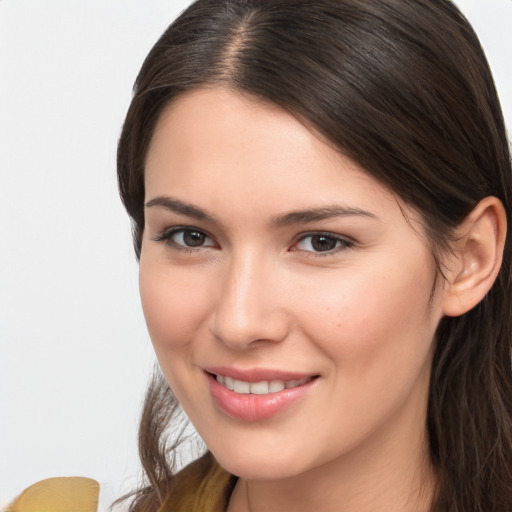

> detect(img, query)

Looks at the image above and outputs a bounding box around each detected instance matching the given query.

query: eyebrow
[273,205,377,226]
[145,196,377,226]
[145,196,217,222]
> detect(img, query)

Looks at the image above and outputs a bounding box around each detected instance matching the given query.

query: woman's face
[140,87,446,480]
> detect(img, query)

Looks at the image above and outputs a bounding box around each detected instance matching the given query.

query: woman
[116,0,512,510]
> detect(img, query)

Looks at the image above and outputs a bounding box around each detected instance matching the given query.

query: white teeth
[233,380,250,394]
[287,378,309,388]
[224,376,235,391]
[215,375,312,394]
[250,381,269,395]
[269,380,286,393]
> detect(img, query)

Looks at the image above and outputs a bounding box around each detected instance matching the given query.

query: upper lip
[204,366,317,383]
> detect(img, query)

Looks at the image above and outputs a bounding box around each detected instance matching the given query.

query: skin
[139,87,450,511]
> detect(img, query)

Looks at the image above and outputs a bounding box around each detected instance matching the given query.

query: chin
[209,442,316,480]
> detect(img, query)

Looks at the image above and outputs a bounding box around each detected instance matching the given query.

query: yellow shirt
[4,477,99,512]
[159,451,237,512]
[3,453,234,512]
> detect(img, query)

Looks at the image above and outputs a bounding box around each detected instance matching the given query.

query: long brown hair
[116,1,512,510]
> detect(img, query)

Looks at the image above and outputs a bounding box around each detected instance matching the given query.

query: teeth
[224,376,234,391]
[215,375,311,395]
[269,380,285,392]
[233,380,250,394]
[250,381,269,395]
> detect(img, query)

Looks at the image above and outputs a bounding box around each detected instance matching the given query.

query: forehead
[146,87,332,182]
[144,87,412,225]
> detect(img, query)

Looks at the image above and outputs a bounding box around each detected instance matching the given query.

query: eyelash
[152,227,354,256]
[291,232,354,256]
[151,227,217,252]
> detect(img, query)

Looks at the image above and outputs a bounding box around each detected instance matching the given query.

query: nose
[210,251,290,350]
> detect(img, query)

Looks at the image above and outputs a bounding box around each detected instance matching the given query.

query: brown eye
[182,230,206,246]
[293,233,353,254]
[154,227,216,249]
[310,235,338,252]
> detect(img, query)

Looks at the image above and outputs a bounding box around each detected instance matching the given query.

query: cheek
[289,263,438,453]
[295,260,438,383]
[138,257,213,353]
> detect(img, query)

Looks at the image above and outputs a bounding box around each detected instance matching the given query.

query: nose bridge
[211,247,288,348]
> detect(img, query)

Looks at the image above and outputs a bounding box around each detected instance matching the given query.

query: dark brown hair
[116,1,512,510]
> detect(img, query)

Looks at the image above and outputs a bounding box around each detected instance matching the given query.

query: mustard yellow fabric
[4,477,99,512]
[2,456,232,512]
[159,452,237,512]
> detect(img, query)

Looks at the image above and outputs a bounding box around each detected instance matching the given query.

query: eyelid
[290,231,355,255]
[151,226,353,256]
[151,226,218,250]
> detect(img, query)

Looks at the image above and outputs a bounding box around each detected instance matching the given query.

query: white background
[0,0,510,509]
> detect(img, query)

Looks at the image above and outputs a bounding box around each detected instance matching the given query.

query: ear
[442,196,507,317]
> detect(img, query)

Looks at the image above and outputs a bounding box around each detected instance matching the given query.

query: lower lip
[207,373,317,422]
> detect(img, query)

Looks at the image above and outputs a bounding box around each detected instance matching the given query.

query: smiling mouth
[207,370,319,421]
[213,374,317,395]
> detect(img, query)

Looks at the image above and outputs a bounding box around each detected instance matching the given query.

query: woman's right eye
[153,228,217,250]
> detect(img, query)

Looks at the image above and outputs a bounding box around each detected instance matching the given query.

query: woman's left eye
[292,233,353,254]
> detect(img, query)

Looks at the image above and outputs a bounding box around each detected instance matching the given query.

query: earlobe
[442,196,507,317]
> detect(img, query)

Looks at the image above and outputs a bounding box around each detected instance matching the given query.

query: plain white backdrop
[0,0,510,509]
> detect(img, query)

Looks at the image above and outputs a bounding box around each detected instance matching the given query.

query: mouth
[212,373,315,395]
[205,369,319,421]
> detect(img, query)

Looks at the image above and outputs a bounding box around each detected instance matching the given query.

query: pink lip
[205,368,318,422]
[204,366,313,383]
